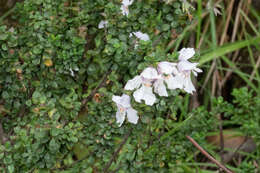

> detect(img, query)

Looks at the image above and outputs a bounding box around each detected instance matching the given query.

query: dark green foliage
[0,0,193,171]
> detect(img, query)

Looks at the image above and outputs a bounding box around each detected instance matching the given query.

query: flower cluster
[97,0,201,127]
[112,48,202,126]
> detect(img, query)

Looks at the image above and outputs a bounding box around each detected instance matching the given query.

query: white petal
[98,20,108,29]
[140,67,159,80]
[124,75,142,90]
[192,70,198,77]
[112,95,122,104]
[178,60,198,72]
[165,74,184,90]
[122,0,134,6]
[172,66,179,75]
[120,94,132,108]
[112,94,131,108]
[157,61,177,75]
[126,108,139,124]
[183,76,196,94]
[132,86,143,103]
[116,110,126,127]
[133,85,156,106]
[192,67,203,77]
[120,5,129,16]
[132,31,150,41]
[194,67,203,73]
[153,78,168,97]
[179,48,195,61]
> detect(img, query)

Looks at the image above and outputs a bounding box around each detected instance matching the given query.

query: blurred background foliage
[0,0,260,172]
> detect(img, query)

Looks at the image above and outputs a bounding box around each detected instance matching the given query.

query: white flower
[112,94,139,127]
[156,49,202,94]
[153,77,168,97]
[157,61,178,75]
[177,47,201,93]
[130,32,150,41]
[98,20,108,29]
[178,48,195,61]
[177,60,202,94]
[124,67,158,105]
[178,60,202,76]
[129,31,150,48]
[122,0,134,6]
[157,61,182,91]
[133,85,156,105]
[120,0,134,16]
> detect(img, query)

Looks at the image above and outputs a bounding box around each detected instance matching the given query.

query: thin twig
[211,69,217,96]
[215,0,235,95]
[219,0,235,45]
[213,0,235,96]
[218,114,224,163]
[201,0,235,94]
[103,129,132,173]
[231,0,243,43]
[186,136,233,173]
[220,0,243,88]
[198,18,210,49]
[81,69,112,110]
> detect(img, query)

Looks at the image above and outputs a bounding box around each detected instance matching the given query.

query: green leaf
[162,24,170,31]
[199,35,260,65]
[32,91,46,104]
[0,34,8,40]
[50,128,61,137]
[70,136,78,143]
[7,165,14,173]
[2,91,9,99]
[1,43,8,51]
[0,153,4,159]
[35,130,48,140]
[49,139,60,152]
[84,167,93,173]
[73,142,90,160]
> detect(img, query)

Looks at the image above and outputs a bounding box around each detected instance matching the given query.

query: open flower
[130,32,150,41]
[129,31,150,48]
[157,61,183,91]
[124,67,158,105]
[178,48,195,61]
[153,77,168,97]
[98,20,108,29]
[112,94,139,127]
[120,0,134,16]
[176,48,202,93]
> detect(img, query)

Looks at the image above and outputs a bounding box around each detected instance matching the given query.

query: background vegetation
[0,0,260,172]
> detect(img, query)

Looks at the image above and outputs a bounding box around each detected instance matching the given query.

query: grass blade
[199,35,260,65]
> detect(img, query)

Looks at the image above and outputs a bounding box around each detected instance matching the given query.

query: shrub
[1,0,259,172]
